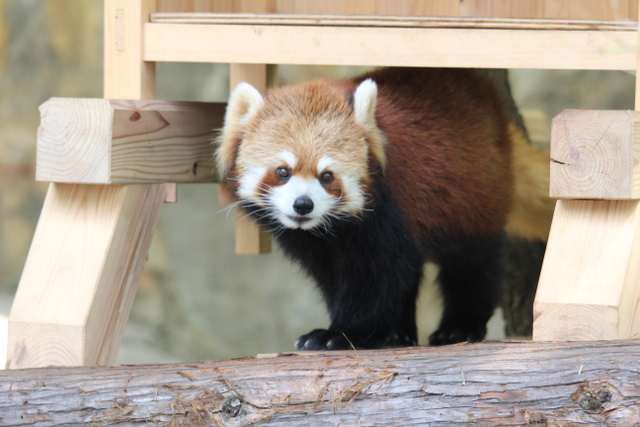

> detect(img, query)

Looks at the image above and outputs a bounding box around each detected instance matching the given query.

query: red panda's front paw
[295,328,417,350]
[295,329,351,351]
[428,324,487,346]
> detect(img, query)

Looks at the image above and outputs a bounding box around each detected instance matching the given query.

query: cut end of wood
[549,109,638,199]
[37,98,114,184]
[7,321,84,369]
[533,302,619,341]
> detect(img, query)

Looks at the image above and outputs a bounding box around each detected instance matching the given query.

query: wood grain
[550,109,640,199]
[533,200,640,341]
[2,341,640,425]
[143,22,636,70]
[7,183,167,368]
[36,97,225,184]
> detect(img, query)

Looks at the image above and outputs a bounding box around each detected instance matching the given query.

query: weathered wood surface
[2,340,640,426]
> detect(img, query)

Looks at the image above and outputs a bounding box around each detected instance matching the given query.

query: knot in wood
[222,396,242,417]
[571,382,616,414]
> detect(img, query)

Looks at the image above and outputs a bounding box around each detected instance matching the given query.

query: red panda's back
[357,67,513,241]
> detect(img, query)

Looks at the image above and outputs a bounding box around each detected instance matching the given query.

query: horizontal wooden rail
[37,98,225,184]
[2,340,640,425]
[144,14,637,70]
[152,13,638,31]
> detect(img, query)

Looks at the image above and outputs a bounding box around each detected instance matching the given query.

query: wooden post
[7,0,160,368]
[533,110,640,341]
[228,63,272,255]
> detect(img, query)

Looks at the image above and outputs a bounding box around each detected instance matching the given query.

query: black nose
[293,196,314,215]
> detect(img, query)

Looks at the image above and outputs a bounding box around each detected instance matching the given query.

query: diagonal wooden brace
[534,110,640,341]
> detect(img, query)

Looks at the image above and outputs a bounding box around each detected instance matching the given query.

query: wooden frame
[8,0,640,374]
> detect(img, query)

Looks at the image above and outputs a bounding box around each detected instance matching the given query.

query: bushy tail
[506,124,555,241]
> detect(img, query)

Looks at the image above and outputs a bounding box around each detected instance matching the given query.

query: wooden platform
[144,14,637,70]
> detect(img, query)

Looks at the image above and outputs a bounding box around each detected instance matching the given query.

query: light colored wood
[36,97,225,184]
[8,0,161,369]
[151,13,637,31]
[229,63,272,255]
[3,341,640,425]
[550,109,640,199]
[534,200,640,341]
[164,183,178,203]
[143,23,636,70]
[7,183,167,368]
[154,0,639,20]
[105,0,156,99]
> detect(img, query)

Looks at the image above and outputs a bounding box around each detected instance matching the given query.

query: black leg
[429,233,505,346]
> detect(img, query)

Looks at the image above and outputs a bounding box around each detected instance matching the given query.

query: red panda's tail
[506,124,555,242]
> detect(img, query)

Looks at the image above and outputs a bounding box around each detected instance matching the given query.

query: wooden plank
[105,0,156,99]
[143,23,637,70]
[7,183,167,368]
[549,109,640,199]
[229,64,272,255]
[2,341,640,425]
[150,13,638,31]
[533,200,640,341]
[36,97,225,184]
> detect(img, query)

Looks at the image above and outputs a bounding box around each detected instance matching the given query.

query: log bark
[1,340,640,426]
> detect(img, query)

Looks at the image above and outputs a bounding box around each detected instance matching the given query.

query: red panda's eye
[276,167,291,181]
[319,171,334,185]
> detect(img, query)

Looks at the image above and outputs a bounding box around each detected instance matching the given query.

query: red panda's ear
[216,83,264,180]
[353,79,387,170]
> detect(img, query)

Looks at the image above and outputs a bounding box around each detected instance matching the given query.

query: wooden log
[1,341,640,426]
[36,97,225,184]
[550,110,640,199]
[143,22,636,70]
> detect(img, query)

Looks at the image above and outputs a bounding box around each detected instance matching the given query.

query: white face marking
[237,166,267,200]
[317,155,334,174]
[269,176,336,229]
[278,150,297,169]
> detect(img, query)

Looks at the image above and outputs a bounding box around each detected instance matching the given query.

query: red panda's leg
[429,232,505,346]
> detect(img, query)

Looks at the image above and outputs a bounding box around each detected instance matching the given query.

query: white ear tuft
[226,82,264,124]
[216,83,265,180]
[353,79,378,126]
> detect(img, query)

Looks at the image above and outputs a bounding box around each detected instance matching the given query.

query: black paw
[295,329,351,350]
[428,324,487,346]
[295,328,417,351]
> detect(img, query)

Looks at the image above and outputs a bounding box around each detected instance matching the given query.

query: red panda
[217,67,552,350]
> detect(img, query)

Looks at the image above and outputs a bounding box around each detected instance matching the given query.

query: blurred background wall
[0,0,635,365]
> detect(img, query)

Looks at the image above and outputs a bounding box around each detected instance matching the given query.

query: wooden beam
[36,97,225,184]
[550,110,640,199]
[534,199,640,340]
[7,183,167,368]
[534,109,640,341]
[8,0,160,369]
[2,341,640,425]
[143,22,636,70]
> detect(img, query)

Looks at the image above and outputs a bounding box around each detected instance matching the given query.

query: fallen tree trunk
[1,340,639,426]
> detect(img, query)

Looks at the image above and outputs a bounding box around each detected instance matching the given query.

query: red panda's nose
[293,196,314,215]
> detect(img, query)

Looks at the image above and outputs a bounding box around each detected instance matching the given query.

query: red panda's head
[216,78,386,231]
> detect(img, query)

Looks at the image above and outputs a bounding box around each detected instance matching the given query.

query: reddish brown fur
[352,68,513,241]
